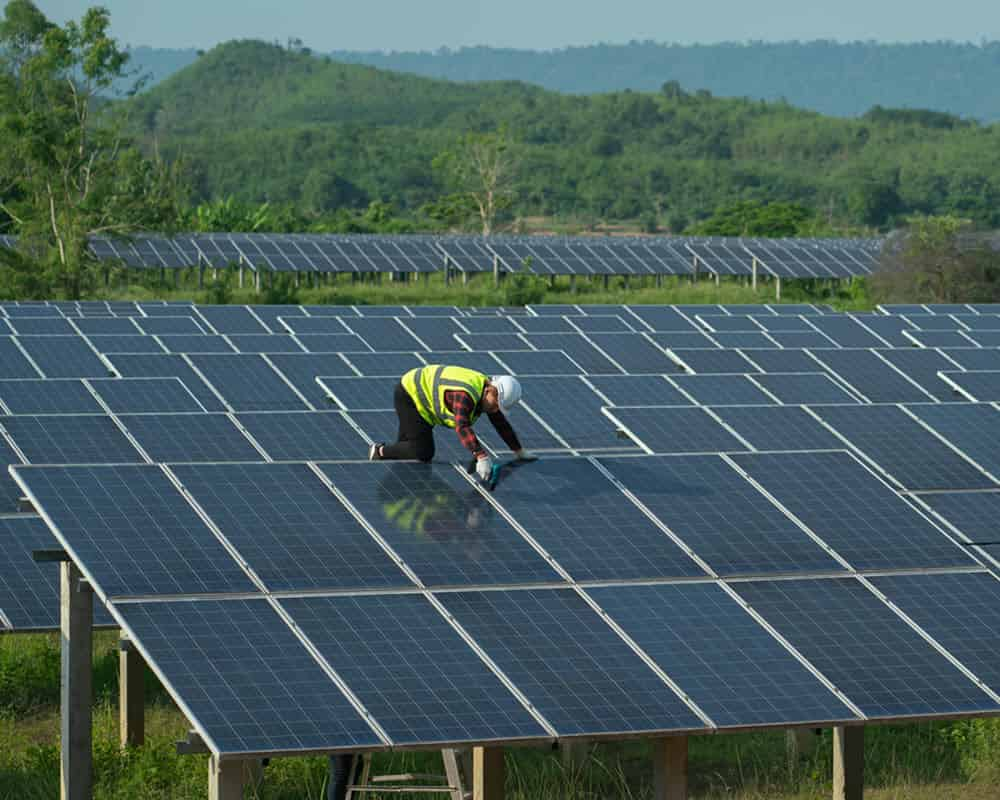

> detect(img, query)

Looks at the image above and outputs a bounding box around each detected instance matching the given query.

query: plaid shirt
[444,389,522,457]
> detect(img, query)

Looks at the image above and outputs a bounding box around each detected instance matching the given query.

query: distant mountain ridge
[123,40,1000,121]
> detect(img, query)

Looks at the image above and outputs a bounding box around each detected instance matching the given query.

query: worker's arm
[486,409,523,453]
[446,390,491,457]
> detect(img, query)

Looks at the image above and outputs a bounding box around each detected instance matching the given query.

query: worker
[368,364,534,480]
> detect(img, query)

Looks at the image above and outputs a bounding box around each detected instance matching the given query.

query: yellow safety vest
[401,365,488,428]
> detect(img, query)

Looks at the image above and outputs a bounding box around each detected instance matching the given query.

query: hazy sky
[35,0,1000,51]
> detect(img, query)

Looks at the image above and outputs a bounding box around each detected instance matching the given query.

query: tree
[688,200,814,237]
[432,127,521,235]
[0,1,184,297]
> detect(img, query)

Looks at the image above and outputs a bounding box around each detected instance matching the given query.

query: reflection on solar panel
[669,374,776,406]
[319,462,560,586]
[281,593,547,744]
[588,583,857,726]
[606,406,750,454]
[0,378,101,414]
[172,463,406,590]
[227,335,304,354]
[116,598,380,754]
[236,412,365,461]
[343,351,424,377]
[939,371,1000,401]
[750,373,859,404]
[439,588,705,735]
[2,415,142,464]
[811,404,994,490]
[17,336,109,378]
[156,334,235,354]
[188,354,308,412]
[733,578,998,718]
[587,334,675,373]
[909,403,1000,479]
[12,464,256,597]
[521,334,620,374]
[317,376,397,410]
[808,349,933,403]
[119,413,262,462]
[89,377,204,413]
[584,374,689,407]
[492,350,582,376]
[917,490,1000,543]
[666,349,759,374]
[712,405,844,451]
[601,454,840,575]
[107,354,226,411]
[730,451,974,570]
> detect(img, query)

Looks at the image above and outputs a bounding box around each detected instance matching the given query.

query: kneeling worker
[368,364,533,479]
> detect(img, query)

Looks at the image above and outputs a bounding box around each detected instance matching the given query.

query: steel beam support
[833,726,864,800]
[61,561,93,800]
[653,737,688,800]
[472,746,504,800]
[119,634,145,748]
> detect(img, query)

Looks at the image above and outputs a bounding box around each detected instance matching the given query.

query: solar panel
[567,315,635,333]
[353,305,412,317]
[938,371,1000,401]
[858,316,917,347]
[808,349,933,403]
[752,316,817,333]
[236,411,366,461]
[965,331,1000,347]
[412,351,504,375]
[341,318,424,352]
[695,314,761,333]
[133,316,204,335]
[106,354,226,412]
[587,583,857,727]
[2,414,143,464]
[769,331,838,349]
[118,413,263,462]
[647,332,720,349]
[903,313,965,331]
[732,577,998,719]
[808,316,888,348]
[72,317,140,336]
[730,451,975,570]
[954,314,1000,331]
[248,304,306,331]
[195,306,269,335]
[86,335,165,354]
[115,598,380,754]
[873,349,958,401]
[0,378,102,414]
[606,406,750,454]
[0,435,24,512]
[155,334,236,354]
[904,330,976,349]
[280,316,351,335]
[668,374,776,406]
[0,337,42,379]
[712,405,846,451]
[491,350,583,376]
[12,464,256,597]
[917,490,1000,543]
[227,335,304,354]
[810,404,995,490]
[343,351,424,378]
[8,317,76,335]
[188,354,308,411]
[265,353,356,408]
[457,317,522,334]
[88,377,204,413]
[400,318,469,351]
[0,516,63,630]
[280,593,547,744]
[750,373,859,404]
[666,349,759,375]
[909,403,1000,480]
[439,588,705,736]
[295,334,372,353]
[456,333,531,351]
[601,454,841,575]
[17,336,109,378]
[709,332,778,349]
[624,306,699,332]
[519,376,634,450]
[584,375,690,407]
[172,462,407,590]
[318,463,560,587]
[512,316,575,333]
[317,376,397,410]
[586,334,676,373]
[520,334,621,374]
[300,305,360,317]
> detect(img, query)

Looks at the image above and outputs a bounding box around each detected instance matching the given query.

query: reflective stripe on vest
[402,365,487,428]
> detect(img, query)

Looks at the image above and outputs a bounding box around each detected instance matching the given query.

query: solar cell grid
[905,330,977,349]
[909,403,1000,480]
[188,354,308,412]
[875,349,958,401]
[342,318,424,352]
[399,318,467,351]
[646,332,720,350]
[668,374,776,406]
[2,414,143,464]
[295,334,372,353]
[587,333,676,373]
[86,335,165,354]
[0,378,102,414]
[346,410,481,461]
[965,331,1000,347]
[75,316,144,335]
[265,353,355,408]
[938,371,1000,401]
[917,490,1000,543]
[12,464,255,597]
[709,333,778,350]
[666,348,759,375]
[281,593,547,745]
[17,335,109,378]
[588,583,857,727]
[730,451,974,570]
[226,335,304,354]
[695,315,763,332]
[750,373,859,405]
[732,578,998,719]
[808,317,889,348]
[566,315,635,333]
[491,350,583,376]
[625,306,699,332]
[606,406,750,454]
[0,516,64,630]
[89,377,205,414]
[808,349,933,403]
[955,314,1000,331]
[456,332,531,351]
[119,413,262,462]
[236,412,366,461]
[195,306,269,335]
[584,374,689,407]
[115,599,380,754]
[457,317,522,335]
[319,462,560,587]
[343,351,424,377]
[280,316,350,335]
[317,376,397,410]
[520,334,621,374]
[512,316,575,333]
[8,317,76,335]
[413,351,504,375]
[903,314,967,331]
[712,405,846,451]
[133,316,204,336]
[769,332,838,349]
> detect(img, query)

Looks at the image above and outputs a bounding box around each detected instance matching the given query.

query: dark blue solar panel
[119,413,262,462]
[769,332,838,349]
[344,351,424,377]
[8,317,76,335]
[512,316,575,333]
[710,333,778,350]
[247,304,306,331]
[712,406,845,451]
[520,376,634,450]
[0,379,101,414]
[491,458,701,580]
[456,333,532,351]
[0,435,24,512]
[584,375,689,407]
[918,491,1000,543]
[265,353,355,408]
[752,316,817,333]
[413,351,504,375]
[809,349,933,403]
[89,377,204,413]
[12,464,256,596]
[871,572,1000,694]
[17,336,109,378]
[156,334,235,354]
[695,314,761,332]
[939,371,1000,401]
[172,463,407,590]
[665,349,759,375]
[905,330,975,348]
[737,349,819,374]
[0,516,63,630]
[227,335,304,354]
[86,335,165,354]
[72,317,139,335]
[189,354,308,412]
[401,318,468,350]
[295,333,373,353]
[318,376,397,410]
[625,306,699,332]
[116,598,380,753]
[811,404,994,491]
[470,404,568,453]
[439,588,706,736]
[459,317,522,334]
[341,318,424,352]
[281,316,352,335]
[134,316,206,335]
[319,462,560,587]
[857,316,915,347]
[733,578,998,719]
[940,348,1000,371]
[567,315,635,333]
[3,415,142,464]
[346,410,483,461]
[607,406,750,454]
[600,455,841,575]
[492,350,584,376]
[909,404,1000,480]
[750,373,859,405]
[808,316,888,348]
[648,332,720,349]
[587,333,676,373]
[281,594,547,745]
[588,583,857,727]
[196,306,269,335]
[521,334,621,374]
[0,337,42,378]
[236,411,366,461]
[730,451,975,570]
[669,374,775,405]
[354,306,411,317]
[109,354,226,411]
[300,305,361,317]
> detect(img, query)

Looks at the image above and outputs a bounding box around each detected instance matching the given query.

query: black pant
[380,383,435,462]
[328,754,355,800]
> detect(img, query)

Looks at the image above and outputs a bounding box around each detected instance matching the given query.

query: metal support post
[787,728,820,764]
[569,274,577,293]
[549,275,556,290]
[656,275,663,289]
[715,272,720,288]
[752,259,758,290]
[254,269,261,293]
[198,264,205,290]
[119,634,145,748]
[473,746,503,800]
[833,727,864,800]
[493,255,500,287]
[207,756,244,800]
[463,271,469,286]
[653,737,687,800]
[603,275,610,290]
[775,276,782,301]
[623,275,630,290]
[61,561,93,800]
[238,265,244,289]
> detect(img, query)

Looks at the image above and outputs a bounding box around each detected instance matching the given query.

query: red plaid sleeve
[444,390,522,456]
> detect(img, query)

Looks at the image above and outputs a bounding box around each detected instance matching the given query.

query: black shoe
[368,442,383,461]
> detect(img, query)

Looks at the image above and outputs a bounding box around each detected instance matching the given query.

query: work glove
[514,449,538,462]
[475,454,494,482]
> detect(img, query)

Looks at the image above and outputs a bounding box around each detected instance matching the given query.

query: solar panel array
[1,234,880,277]
[7,300,1000,762]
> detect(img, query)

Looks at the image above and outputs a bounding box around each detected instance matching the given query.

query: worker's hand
[475,454,494,482]
[514,449,538,462]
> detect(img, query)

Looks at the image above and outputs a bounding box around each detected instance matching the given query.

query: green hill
[130,40,1000,230]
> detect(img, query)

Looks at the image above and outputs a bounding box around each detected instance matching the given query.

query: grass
[4,633,1000,799]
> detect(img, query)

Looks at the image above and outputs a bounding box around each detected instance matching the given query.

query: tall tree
[0,1,184,297]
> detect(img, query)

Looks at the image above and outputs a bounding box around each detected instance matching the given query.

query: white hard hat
[491,375,522,413]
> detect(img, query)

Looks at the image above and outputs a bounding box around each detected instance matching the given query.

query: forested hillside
[127,41,1000,232]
